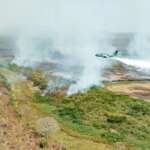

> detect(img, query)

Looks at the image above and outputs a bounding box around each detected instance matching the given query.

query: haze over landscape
[1,1,150,150]
[0,0,150,93]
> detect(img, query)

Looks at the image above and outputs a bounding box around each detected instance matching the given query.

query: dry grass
[106,81,150,101]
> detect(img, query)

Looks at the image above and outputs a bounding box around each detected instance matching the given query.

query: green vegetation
[107,115,126,123]
[10,99,18,108]
[3,60,150,149]
[0,73,10,88]
[8,63,23,72]
[28,70,48,90]
[128,103,150,116]
[33,87,150,150]
[8,63,33,73]
[33,92,54,103]
[38,138,48,148]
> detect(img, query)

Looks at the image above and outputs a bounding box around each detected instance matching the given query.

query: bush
[8,63,21,72]
[58,107,83,124]
[92,123,102,129]
[0,74,10,89]
[107,115,126,123]
[101,131,123,142]
[34,117,60,137]
[33,92,54,103]
[38,138,48,148]
[28,70,48,90]
[128,103,150,116]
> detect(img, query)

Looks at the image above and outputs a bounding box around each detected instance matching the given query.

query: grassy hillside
[34,87,150,150]
[1,61,150,150]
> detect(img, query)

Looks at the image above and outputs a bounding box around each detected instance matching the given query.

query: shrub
[128,103,150,116]
[10,99,18,108]
[8,63,21,72]
[38,138,48,148]
[28,70,48,90]
[101,131,123,142]
[34,117,60,137]
[107,115,126,123]
[92,123,102,129]
[33,92,53,103]
[0,74,10,89]
[58,107,83,124]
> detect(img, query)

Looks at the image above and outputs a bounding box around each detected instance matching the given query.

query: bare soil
[106,81,150,101]
[0,82,41,150]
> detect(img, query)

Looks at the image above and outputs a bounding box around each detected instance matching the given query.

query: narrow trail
[0,82,40,150]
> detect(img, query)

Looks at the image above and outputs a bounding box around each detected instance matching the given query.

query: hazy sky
[1,0,150,94]
[0,0,150,35]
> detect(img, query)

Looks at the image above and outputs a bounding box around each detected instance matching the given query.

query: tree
[28,70,48,90]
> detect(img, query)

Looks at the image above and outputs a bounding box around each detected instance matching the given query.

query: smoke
[114,57,150,70]
[1,0,150,94]
[128,33,150,59]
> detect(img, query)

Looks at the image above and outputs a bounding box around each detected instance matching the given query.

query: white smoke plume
[1,0,150,94]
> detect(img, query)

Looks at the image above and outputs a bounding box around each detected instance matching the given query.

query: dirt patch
[106,82,150,101]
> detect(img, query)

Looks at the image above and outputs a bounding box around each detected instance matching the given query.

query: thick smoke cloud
[0,0,150,94]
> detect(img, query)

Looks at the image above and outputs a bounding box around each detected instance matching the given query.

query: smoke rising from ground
[1,0,150,94]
